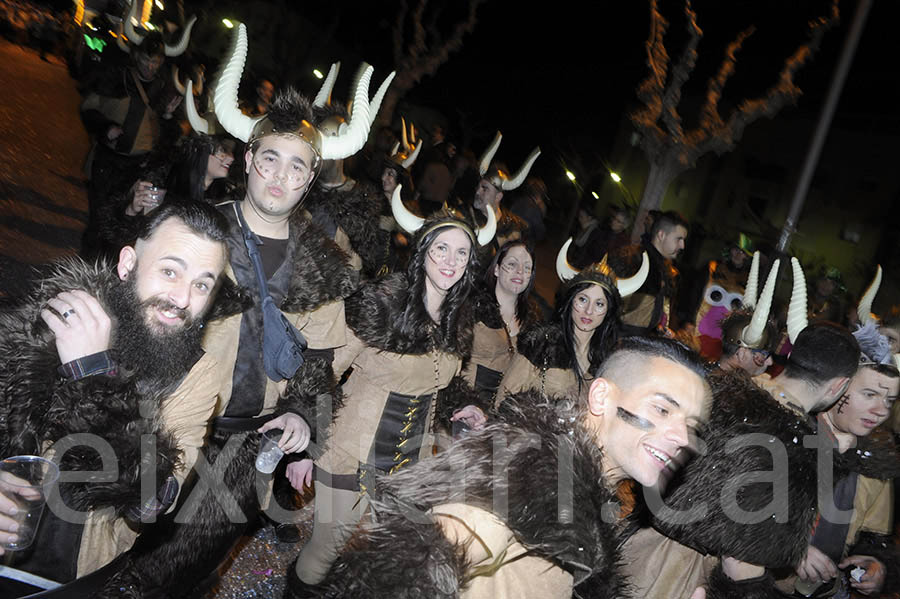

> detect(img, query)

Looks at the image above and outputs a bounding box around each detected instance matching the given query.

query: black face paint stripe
[616,407,655,431]
[836,394,850,414]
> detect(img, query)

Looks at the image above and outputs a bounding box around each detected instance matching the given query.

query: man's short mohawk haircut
[265,88,316,134]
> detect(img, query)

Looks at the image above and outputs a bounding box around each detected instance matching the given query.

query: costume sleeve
[705,562,780,599]
[494,354,539,410]
[80,92,117,140]
[277,352,343,461]
[433,376,481,432]
[332,326,367,378]
[57,350,117,380]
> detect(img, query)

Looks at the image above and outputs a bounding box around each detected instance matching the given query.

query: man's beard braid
[108,275,205,382]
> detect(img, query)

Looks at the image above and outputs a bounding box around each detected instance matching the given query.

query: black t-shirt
[257,235,289,282]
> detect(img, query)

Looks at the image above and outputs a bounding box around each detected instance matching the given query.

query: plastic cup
[0,456,59,551]
[255,429,284,474]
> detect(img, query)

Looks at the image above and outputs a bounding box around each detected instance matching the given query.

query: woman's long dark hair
[484,240,536,324]
[555,281,621,382]
[166,135,231,204]
[400,224,480,350]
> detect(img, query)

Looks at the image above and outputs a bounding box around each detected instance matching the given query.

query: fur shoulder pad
[516,321,570,370]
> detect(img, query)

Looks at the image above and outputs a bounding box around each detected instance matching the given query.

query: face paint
[616,407,656,431]
[836,394,850,414]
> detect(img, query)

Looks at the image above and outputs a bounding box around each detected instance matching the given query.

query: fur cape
[344,272,473,359]
[304,178,390,279]
[468,283,542,332]
[304,391,628,599]
[516,321,570,371]
[651,370,821,569]
[608,240,677,300]
[0,258,189,517]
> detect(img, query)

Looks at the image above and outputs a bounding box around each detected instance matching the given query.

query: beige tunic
[74,351,222,576]
[461,322,516,392]
[433,502,574,599]
[495,355,589,409]
[317,328,462,477]
[200,262,348,418]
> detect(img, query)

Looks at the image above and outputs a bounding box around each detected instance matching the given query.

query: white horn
[313,62,340,108]
[787,257,809,344]
[476,204,497,247]
[410,122,417,145]
[617,252,650,297]
[185,80,209,134]
[500,146,541,191]
[319,65,372,160]
[367,71,395,128]
[390,141,400,156]
[555,238,579,282]
[741,258,779,347]
[857,265,882,326]
[478,131,502,176]
[212,24,261,143]
[164,15,196,57]
[391,185,424,233]
[124,1,145,45]
[742,251,761,309]
[401,140,422,169]
[172,65,186,95]
[401,116,409,151]
[115,22,130,52]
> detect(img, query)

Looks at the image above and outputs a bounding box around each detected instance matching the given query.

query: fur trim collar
[345,273,472,357]
[516,321,570,370]
[470,285,542,331]
[835,429,900,480]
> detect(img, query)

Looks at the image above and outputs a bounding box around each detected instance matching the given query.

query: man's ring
[62,309,76,320]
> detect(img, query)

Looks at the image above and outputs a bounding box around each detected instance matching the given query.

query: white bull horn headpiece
[742,251,761,309]
[313,62,340,108]
[391,185,495,247]
[391,117,421,169]
[556,238,648,297]
[857,265,882,326]
[786,258,809,344]
[477,131,541,191]
[124,2,195,57]
[212,24,374,161]
[185,80,210,134]
[741,259,780,347]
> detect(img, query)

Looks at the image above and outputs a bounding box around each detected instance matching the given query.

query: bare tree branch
[392,0,409,68]
[660,0,703,144]
[698,26,755,134]
[411,0,429,61]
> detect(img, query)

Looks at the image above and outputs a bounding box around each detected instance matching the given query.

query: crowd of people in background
[0,5,898,599]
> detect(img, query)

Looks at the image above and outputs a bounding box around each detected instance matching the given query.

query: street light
[609,171,621,183]
[591,191,599,199]
[566,170,576,182]
[313,69,324,79]
[155,0,164,9]
[222,18,234,28]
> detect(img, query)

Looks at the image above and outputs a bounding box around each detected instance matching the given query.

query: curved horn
[401,140,422,169]
[367,71,395,128]
[476,204,497,247]
[857,265,882,325]
[212,23,261,143]
[164,15,196,57]
[391,185,424,234]
[184,80,209,134]
[742,251,761,309]
[787,257,809,344]
[477,131,502,176]
[617,252,650,297]
[313,62,340,108]
[741,258,780,347]
[410,122,417,145]
[500,146,541,191]
[172,65,186,95]
[319,65,372,160]
[390,141,400,156]
[401,116,409,151]
[124,1,145,45]
[555,238,579,282]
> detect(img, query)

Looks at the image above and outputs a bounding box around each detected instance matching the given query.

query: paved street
[0,38,89,300]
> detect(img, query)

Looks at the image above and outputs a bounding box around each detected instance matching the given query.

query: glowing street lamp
[155,0,164,9]
[313,69,324,79]
[565,170,576,183]
[591,191,599,199]
[609,171,622,183]
[222,18,234,28]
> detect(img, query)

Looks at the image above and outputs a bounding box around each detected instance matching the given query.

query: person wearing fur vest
[283,192,496,596]
[309,336,710,598]
[0,202,231,592]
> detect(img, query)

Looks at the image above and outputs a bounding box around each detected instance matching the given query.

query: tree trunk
[631,160,679,242]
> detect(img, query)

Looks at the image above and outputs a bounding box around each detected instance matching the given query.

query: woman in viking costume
[494,238,648,405]
[285,186,496,594]
[460,240,543,403]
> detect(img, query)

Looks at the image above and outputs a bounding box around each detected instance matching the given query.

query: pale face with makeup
[570,285,609,334]
[424,227,472,294]
[244,134,318,220]
[828,366,898,438]
[588,357,708,487]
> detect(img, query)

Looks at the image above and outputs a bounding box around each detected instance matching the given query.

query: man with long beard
[0,201,230,593]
